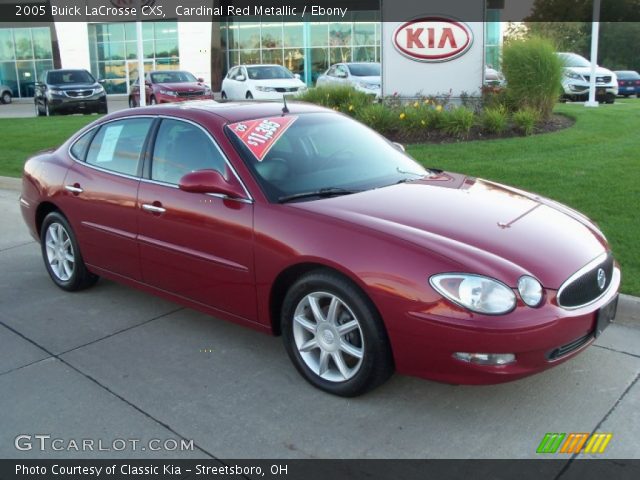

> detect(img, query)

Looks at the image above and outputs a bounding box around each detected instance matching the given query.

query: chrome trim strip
[81,221,137,241]
[556,252,612,310]
[19,198,30,208]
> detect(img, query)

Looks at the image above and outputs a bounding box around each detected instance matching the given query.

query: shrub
[356,103,401,134]
[502,36,562,119]
[481,106,509,134]
[513,107,541,136]
[297,85,373,116]
[441,107,475,138]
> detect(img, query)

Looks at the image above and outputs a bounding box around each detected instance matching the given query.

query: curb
[0,175,20,191]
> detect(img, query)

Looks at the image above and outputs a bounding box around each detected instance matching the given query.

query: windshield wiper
[278,187,361,203]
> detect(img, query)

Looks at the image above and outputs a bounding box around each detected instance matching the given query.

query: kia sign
[393,18,474,62]
[381,1,485,98]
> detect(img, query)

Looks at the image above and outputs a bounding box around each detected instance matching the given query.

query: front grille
[583,75,612,83]
[66,90,93,98]
[557,253,614,309]
[274,87,298,93]
[547,332,593,360]
[177,91,204,98]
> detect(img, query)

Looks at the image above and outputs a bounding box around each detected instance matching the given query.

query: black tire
[35,100,44,117]
[40,212,99,292]
[1,91,11,104]
[281,270,394,397]
[246,91,253,100]
[221,91,227,100]
[128,96,137,108]
[149,96,157,105]
[605,93,616,104]
[623,94,630,98]
[98,102,108,114]
[45,101,54,116]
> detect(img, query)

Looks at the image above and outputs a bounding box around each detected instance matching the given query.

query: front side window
[85,118,153,176]
[226,113,427,202]
[151,119,226,185]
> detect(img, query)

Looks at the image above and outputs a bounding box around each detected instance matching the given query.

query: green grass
[0,102,638,295]
[407,99,640,296]
[0,116,98,177]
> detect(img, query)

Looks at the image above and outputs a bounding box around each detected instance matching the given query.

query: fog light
[453,352,516,365]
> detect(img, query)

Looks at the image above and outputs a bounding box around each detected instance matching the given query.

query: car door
[60,116,155,280]
[224,67,239,99]
[136,118,256,320]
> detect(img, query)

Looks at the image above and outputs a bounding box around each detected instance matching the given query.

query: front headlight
[517,275,544,307]
[430,274,516,315]
[256,86,277,92]
[564,71,584,81]
[94,85,105,94]
[47,88,63,96]
[159,89,177,96]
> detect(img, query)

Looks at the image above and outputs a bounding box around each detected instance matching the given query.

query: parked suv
[557,53,618,104]
[34,69,107,116]
[1,84,12,104]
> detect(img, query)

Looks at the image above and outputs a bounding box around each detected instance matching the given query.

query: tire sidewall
[281,271,393,396]
[40,213,83,291]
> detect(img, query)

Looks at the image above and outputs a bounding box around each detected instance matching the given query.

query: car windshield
[246,66,294,80]
[226,112,428,202]
[347,63,381,77]
[558,53,591,68]
[150,71,198,83]
[616,71,640,79]
[47,70,95,84]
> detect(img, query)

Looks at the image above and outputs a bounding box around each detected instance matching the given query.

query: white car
[484,67,506,87]
[558,52,618,104]
[316,62,381,97]
[0,84,12,104]
[221,64,307,101]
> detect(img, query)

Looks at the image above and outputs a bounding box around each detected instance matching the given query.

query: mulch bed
[386,113,575,145]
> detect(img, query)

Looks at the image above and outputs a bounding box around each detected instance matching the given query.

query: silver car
[316,62,381,97]
[558,52,618,104]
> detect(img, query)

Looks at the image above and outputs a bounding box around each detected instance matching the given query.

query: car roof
[108,100,330,124]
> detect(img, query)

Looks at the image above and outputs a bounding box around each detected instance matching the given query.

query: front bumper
[387,266,621,385]
[562,80,618,99]
[48,93,107,112]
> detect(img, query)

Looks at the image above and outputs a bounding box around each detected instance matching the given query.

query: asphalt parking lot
[0,178,639,465]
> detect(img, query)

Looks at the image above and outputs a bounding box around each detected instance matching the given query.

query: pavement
[0,96,129,119]
[0,179,639,464]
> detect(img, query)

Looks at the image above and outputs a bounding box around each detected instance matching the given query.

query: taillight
[619,80,626,85]
[636,80,640,85]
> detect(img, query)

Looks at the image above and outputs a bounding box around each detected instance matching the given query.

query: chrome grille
[65,90,93,98]
[177,91,205,98]
[557,252,614,309]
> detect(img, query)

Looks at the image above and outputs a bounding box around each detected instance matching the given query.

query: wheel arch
[268,261,380,337]
[35,201,63,236]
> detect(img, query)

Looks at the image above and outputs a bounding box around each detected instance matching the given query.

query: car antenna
[281,95,289,115]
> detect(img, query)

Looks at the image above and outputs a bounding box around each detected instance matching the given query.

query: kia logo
[393,17,473,62]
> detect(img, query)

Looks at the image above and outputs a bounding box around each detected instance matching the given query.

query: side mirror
[236,75,246,82]
[197,77,204,83]
[392,142,406,152]
[98,79,106,84]
[178,169,245,198]
[294,73,301,80]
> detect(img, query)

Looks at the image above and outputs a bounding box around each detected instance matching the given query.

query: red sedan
[19,101,620,396]
[128,70,214,107]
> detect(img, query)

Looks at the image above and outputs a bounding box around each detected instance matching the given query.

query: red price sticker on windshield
[229,116,297,161]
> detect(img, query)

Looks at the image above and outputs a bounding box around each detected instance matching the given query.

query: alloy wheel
[44,223,75,281]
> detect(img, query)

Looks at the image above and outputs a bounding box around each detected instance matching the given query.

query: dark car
[614,70,640,97]
[34,69,107,116]
[20,101,620,397]
[128,70,214,107]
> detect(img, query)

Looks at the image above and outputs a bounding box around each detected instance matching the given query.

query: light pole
[585,0,601,108]
[136,1,146,106]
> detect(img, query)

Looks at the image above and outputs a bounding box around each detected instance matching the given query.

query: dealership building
[0,6,503,98]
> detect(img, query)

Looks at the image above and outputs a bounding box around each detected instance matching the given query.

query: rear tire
[128,96,137,108]
[281,270,394,397]
[246,91,253,100]
[35,101,44,117]
[1,91,11,104]
[221,91,227,100]
[150,96,157,105]
[40,212,99,292]
[605,93,616,104]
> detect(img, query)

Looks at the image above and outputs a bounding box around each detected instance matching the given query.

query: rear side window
[70,129,96,161]
[151,119,226,185]
[86,118,153,176]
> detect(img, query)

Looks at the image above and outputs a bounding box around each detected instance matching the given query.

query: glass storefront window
[262,49,283,65]
[261,23,282,49]
[283,23,303,47]
[32,28,52,60]
[310,23,328,47]
[329,23,352,47]
[284,48,304,75]
[0,30,14,61]
[0,27,53,97]
[238,24,260,50]
[13,29,33,61]
[239,49,260,64]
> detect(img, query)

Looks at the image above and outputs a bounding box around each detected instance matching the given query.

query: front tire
[605,93,616,104]
[1,91,11,104]
[149,96,157,105]
[246,91,253,100]
[221,91,227,100]
[128,96,137,108]
[35,100,44,117]
[281,270,394,397]
[41,212,98,291]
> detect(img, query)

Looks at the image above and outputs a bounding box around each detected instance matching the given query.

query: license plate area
[595,295,618,337]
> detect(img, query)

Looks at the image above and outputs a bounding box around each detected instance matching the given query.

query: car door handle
[142,203,166,214]
[64,184,83,194]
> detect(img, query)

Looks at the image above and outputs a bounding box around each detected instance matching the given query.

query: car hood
[155,82,207,91]
[293,173,608,288]
[565,66,615,77]
[352,76,381,85]
[251,78,305,88]
[49,83,99,90]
